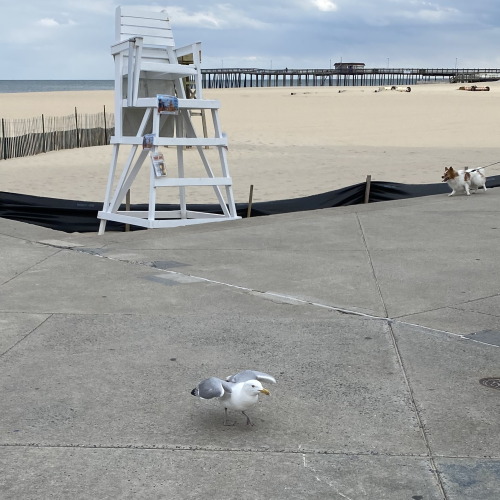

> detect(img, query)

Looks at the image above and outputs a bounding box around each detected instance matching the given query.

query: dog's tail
[465,167,485,174]
[465,167,484,177]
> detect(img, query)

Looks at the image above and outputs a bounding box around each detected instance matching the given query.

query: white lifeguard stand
[97,7,240,234]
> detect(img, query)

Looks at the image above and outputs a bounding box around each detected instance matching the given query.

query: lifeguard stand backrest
[116,6,175,48]
[115,6,179,134]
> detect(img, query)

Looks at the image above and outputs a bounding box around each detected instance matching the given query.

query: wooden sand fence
[0,106,115,160]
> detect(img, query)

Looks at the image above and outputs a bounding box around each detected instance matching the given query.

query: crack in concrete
[46,243,497,349]
[302,452,357,499]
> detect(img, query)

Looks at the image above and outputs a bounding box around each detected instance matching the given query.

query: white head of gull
[191,370,276,426]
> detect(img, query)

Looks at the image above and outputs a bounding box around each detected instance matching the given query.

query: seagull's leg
[242,411,254,426]
[223,408,235,426]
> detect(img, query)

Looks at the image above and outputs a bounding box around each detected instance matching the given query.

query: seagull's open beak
[259,388,270,396]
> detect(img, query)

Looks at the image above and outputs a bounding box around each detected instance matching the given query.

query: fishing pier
[201,67,500,88]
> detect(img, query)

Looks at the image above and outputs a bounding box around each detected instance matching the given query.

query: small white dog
[442,166,487,196]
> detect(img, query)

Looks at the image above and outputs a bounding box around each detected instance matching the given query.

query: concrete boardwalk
[1,190,499,499]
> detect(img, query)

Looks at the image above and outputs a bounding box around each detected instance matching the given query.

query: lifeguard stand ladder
[97,7,240,234]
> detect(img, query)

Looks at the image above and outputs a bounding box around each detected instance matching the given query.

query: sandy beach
[1,83,499,204]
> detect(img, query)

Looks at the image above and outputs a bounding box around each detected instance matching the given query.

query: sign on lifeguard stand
[97,7,240,234]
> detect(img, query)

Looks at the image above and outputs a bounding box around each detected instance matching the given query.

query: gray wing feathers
[226,370,276,384]
[192,377,233,399]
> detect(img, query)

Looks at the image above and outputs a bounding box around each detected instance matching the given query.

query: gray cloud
[0,0,499,79]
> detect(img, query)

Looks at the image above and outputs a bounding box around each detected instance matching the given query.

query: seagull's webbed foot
[242,411,254,426]
[223,408,236,426]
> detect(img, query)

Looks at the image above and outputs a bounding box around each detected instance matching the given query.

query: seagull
[191,370,276,426]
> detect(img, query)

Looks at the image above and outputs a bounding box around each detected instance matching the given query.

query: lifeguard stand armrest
[111,37,143,55]
[174,42,202,58]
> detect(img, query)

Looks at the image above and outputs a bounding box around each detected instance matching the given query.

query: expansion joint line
[386,321,449,500]
[355,213,389,318]
[2,443,497,461]
[0,314,54,359]
[353,216,447,497]
[0,248,63,288]
[0,442,479,458]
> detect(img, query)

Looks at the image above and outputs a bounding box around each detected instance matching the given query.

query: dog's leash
[466,160,500,173]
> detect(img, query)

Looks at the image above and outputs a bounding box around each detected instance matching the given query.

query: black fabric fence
[1,175,499,233]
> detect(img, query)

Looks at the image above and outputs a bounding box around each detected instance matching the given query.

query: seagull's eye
[251,384,256,388]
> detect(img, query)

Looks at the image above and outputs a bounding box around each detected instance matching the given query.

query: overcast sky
[1,0,499,79]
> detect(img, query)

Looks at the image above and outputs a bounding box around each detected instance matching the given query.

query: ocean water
[0,80,114,93]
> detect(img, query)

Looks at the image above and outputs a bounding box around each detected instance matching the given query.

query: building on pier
[334,62,365,71]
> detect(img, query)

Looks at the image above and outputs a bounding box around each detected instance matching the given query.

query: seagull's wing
[226,370,276,384]
[191,377,233,399]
